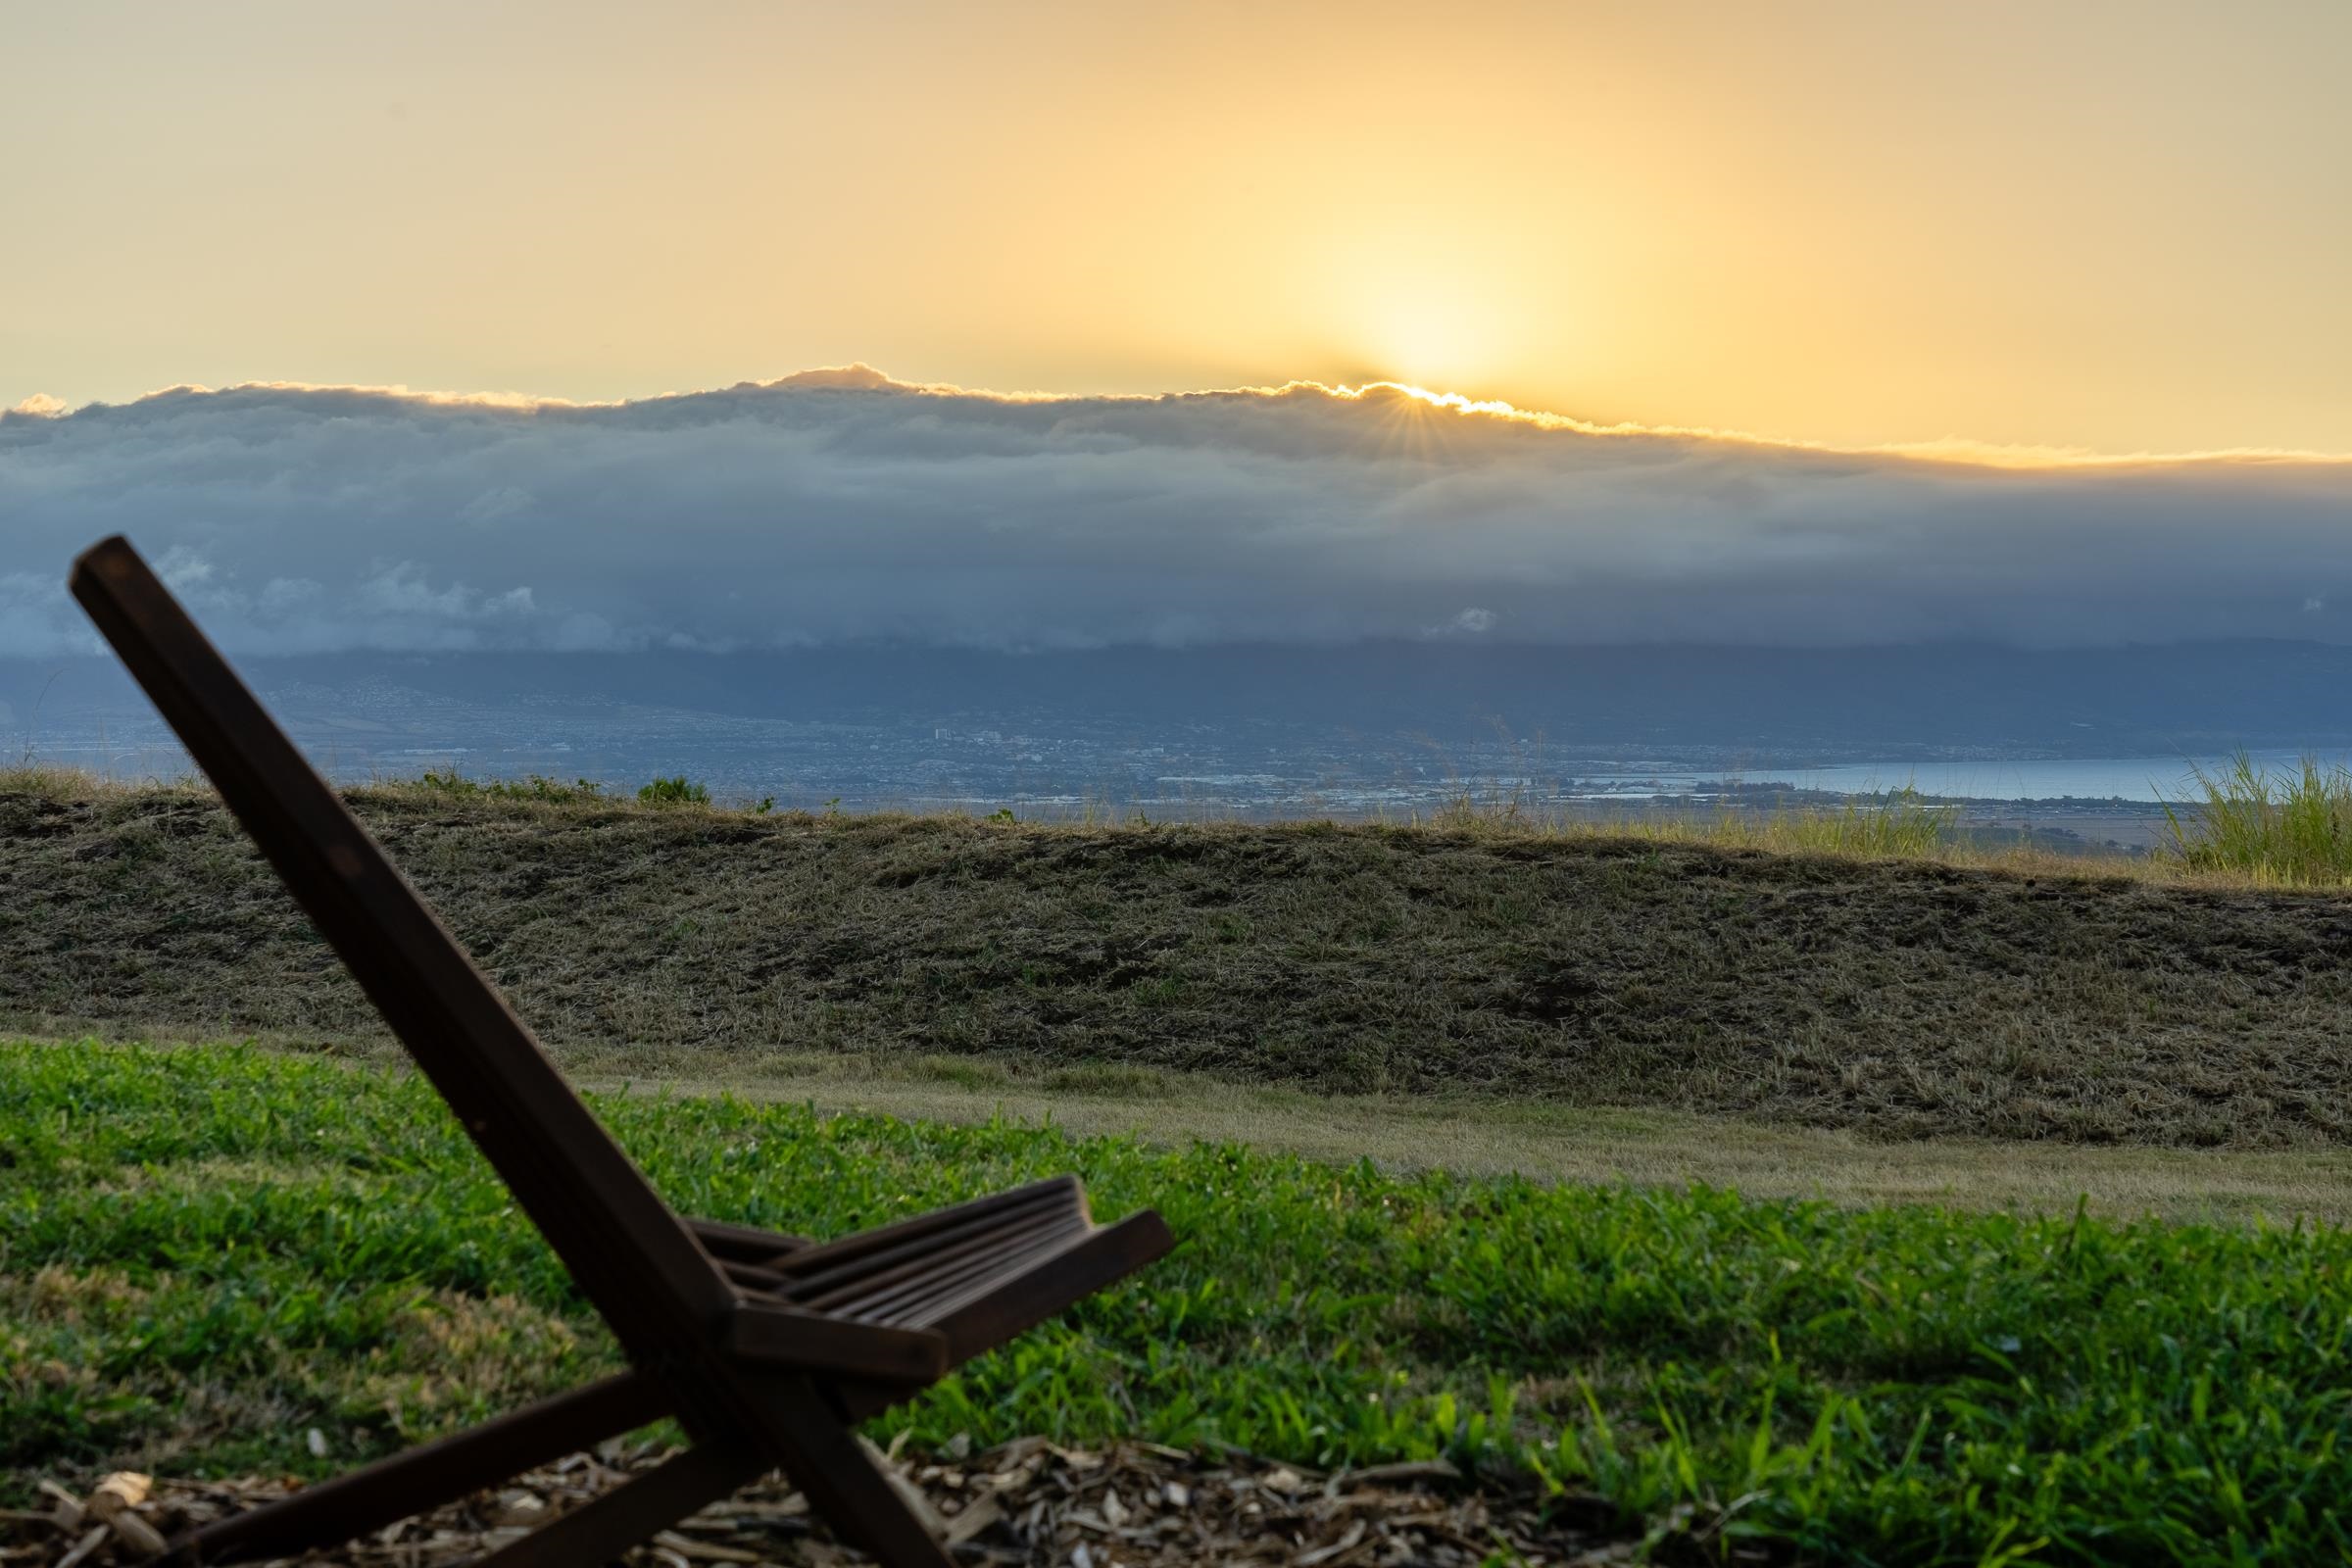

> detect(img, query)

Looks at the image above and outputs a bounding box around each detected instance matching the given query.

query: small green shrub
[636,776,710,808]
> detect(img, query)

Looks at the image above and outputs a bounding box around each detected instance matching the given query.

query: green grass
[636,774,712,808]
[2162,754,2352,886]
[5,1042,2348,1562]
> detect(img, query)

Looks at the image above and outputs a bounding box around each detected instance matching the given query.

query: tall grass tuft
[2161,754,2352,885]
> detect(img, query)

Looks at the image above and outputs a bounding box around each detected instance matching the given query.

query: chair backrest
[71,536,737,1365]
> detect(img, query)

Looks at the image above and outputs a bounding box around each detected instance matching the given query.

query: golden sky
[7,1,2346,456]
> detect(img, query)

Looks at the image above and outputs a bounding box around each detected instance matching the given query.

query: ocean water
[1764,755,2321,804]
[25,732,2341,810]
[1559,752,2350,805]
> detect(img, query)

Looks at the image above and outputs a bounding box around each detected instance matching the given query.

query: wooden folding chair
[69,536,1174,1567]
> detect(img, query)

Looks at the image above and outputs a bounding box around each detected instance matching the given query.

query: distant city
[11,643,2351,823]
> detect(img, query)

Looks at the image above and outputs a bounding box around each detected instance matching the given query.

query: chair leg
[470,1382,952,1568]
[172,1372,666,1565]
[472,1443,766,1567]
[743,1376,956,1568]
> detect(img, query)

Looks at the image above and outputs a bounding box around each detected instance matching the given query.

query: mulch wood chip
[4,1438,1684,1565]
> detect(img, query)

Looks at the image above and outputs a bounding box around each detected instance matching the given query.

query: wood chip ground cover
[4,1044,2347,1563]
[4,777,2351,1147]
[3,1439,1663,1566]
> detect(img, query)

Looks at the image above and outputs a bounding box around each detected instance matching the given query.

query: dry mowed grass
[4,772,2348,1149]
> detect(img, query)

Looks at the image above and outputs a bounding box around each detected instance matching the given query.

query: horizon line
[10,367,2349,474]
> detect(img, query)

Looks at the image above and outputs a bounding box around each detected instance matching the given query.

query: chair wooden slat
[764,1175,1084,1277]
[721,1259,796,1294]
[689,1217,815,1262]
[911,1211,1174,1347]
[800,1212,1089,1320]
[787,1192,1086,1309]
[851,1218,1096,1327]
[826,1206,1093,1322]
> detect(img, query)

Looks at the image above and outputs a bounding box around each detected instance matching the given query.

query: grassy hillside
[8,1042,2347,1564]
[3,772,2348,1148]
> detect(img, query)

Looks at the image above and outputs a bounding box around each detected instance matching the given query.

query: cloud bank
[2,368,2346,658]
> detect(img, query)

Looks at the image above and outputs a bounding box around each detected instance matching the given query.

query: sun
[1353,274,1525,400]
[1373,297,1495,390]
[1312,220,1521,396]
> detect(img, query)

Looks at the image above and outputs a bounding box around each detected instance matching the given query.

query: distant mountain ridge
[7,640,2349,763]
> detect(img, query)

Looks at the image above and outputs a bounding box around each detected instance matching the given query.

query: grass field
[5,1041,2347,1564]
[9,770,2352,1560]
[5,771,2350,1149]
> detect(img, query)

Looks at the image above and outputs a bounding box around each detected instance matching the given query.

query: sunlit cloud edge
[11,368,2345,473]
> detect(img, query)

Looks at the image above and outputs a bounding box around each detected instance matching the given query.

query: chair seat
[712,1177,1163,1398]
[698,1178,1093,1320]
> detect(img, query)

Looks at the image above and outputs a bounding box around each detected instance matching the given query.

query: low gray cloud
[1,370,2345,657]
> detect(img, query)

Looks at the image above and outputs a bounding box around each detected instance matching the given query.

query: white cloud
[1428,608,1498,638]
[0,371,2345,657]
